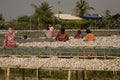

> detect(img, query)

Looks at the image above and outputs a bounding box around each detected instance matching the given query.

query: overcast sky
[0,0,120,20]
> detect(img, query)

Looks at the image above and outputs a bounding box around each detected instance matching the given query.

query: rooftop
[54,13,83,20]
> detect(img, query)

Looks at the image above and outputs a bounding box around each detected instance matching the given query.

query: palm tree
[105,10,111,19]
[32,2,53,27]
[74,0,94,17]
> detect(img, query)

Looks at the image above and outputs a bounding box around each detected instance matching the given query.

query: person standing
[3,27,16,48]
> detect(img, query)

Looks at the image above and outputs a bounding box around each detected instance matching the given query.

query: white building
[54,14,83,20]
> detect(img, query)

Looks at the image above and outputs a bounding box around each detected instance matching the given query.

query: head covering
[45,27,52,39]
[74,30,82,39]
[49,24,54,31]
[86,29,91,34]
[60,27,65,34]
[77,30,81,34]
[7,27,13,34]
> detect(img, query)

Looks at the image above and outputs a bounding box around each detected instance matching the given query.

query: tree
[0,14,4,29]
[74,0,94,17]
[17,16,30,22]
[11,16,31,30]
[105,10,111,19]
[112,13,120,20]
[0,14,4,21]
[32,2,53,28]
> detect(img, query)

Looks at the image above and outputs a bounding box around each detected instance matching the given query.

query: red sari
[3,27,16,48]
[55,32,69,41]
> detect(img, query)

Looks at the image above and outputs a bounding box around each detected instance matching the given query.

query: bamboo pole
[82,69,87,80]
[5,68,6,80]
[6,68,10,80]
[84,69,87,80]
[30,18,32,30]
[0,55,119,59]
[58,1,60,18]
[68,70,71,80]
[36,68,39,80]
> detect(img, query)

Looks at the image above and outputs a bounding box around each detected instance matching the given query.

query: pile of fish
[0,56,119,71]
[18,35,120,48]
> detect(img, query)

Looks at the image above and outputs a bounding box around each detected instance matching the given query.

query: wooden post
[22,69,25,80]
[76,70,79,80]
[85,69,87,80]
[36,68,39,80]
[82,69,87,80]
[6,68,10,80]
[5,68,6,80]
[68,70,71,80]
[50,47,52,58]
[30,18,32,30]
[82,70,85,80]
[58,1,60,18]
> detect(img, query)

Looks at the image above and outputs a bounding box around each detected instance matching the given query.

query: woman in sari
[83,29,95,42]
[55,27,69,41]
[44,27,53,39]
[74,29,83,39]
[3,27,16,48]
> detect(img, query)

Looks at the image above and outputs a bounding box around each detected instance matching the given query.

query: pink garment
[3,27,16,48]
[47,30,52,37]
[45,30,53,39]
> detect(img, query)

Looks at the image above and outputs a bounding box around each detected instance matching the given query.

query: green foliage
[51,18,120,29]
[18,16,30,22]
[31,2,54,27]
[1,12,120,30]
[112,13,120,19]
[0,14,4,21]
[60,20,84,29]
[74,0,94,17]
[0,13,4,29]
[1,18,120,30]
[105,10,111,19]
[13,16,31,30]
[1,1,120,30]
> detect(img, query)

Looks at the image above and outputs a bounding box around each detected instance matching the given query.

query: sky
[0,0,120,20]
